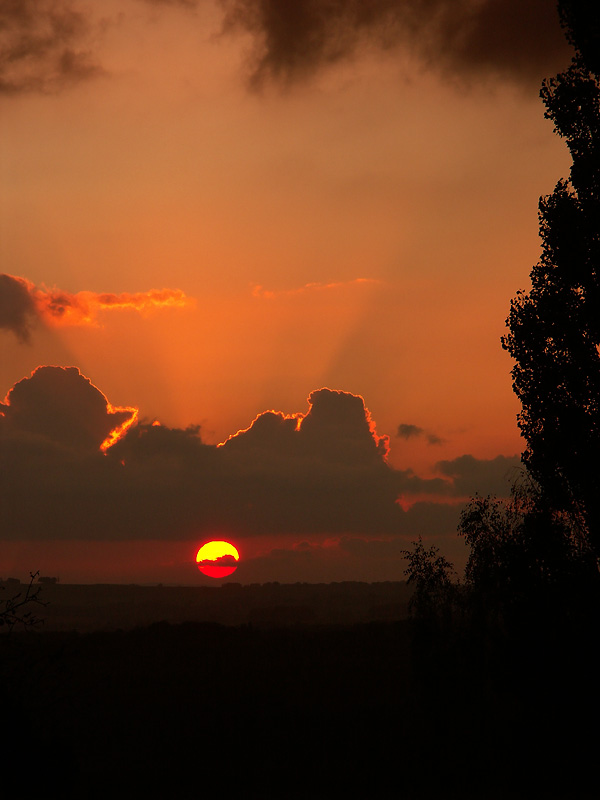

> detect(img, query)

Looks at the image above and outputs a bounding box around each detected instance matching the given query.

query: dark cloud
[223,388,389,465]
[0,379,405,540]
[109,420,207,465]
[426,433,444,445]
[240,536,414,583]
[198,553,239,566]
[221,0,572,89]
[0,0,570,99]
[399,499,463,536]
[0,369,517,545]
[338,535,411,559]
[395,467,448,498]
[240,526,469,583]
[0,274,37,341]
[436,453,522,498]
[1,366,137,454]
[397,422,444,445]
[299,388,390,463]
[0,0,101,95]
[396,423,423,440]
[217,388,401,535]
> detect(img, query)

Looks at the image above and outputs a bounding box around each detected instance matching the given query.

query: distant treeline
[0,579,412,632]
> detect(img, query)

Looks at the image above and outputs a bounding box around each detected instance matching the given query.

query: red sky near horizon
[0,0,574,584]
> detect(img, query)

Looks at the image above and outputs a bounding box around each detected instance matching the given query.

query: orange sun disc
[196,540,240,578]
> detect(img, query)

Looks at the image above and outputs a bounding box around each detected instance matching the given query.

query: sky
[0,0,575,584]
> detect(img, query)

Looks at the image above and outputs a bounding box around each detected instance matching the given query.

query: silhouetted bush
[0,571,46,632]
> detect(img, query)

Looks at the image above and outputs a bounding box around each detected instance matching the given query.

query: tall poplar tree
[502,2,600,553]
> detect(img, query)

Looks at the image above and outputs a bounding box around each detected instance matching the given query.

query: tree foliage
[459,480,596,622]
[401,536,456,620]
[502,2,600,554]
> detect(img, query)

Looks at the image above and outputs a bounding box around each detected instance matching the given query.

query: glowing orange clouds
[218,409,303,447]
[1,273,192,335]
[100,402,139,453]
[1,365,138,454]
[251,278,380,299]
[196,541,240,578]
[35,286,192,326]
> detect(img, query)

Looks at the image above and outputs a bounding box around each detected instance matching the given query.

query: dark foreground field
[2,584,598,798]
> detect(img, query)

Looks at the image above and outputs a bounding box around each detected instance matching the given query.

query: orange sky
[0,1,575,584]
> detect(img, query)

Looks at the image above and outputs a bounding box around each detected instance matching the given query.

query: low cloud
[240,528,468,583]
[221,0,571,90]
[436,453,522,498]
[0,377,401,540]
[0,274,192,341]
[0,368,520,544]
[240,536,414,583]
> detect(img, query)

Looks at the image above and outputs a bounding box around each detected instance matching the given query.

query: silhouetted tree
[459,479,595,624]
[0,572,46,632]
[502,2,600,558]
[401,536,456,621]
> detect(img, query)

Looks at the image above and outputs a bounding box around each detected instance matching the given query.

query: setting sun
[196,541,240,578]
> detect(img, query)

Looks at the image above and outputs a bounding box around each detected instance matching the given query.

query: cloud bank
[0,367,518,543]
[0,274,192,342]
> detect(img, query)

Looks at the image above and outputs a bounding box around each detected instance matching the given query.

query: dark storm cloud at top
[0,0,572,96]
[221,0,572,89]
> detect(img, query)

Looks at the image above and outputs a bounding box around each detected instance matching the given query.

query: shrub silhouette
[0,572,46,632]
